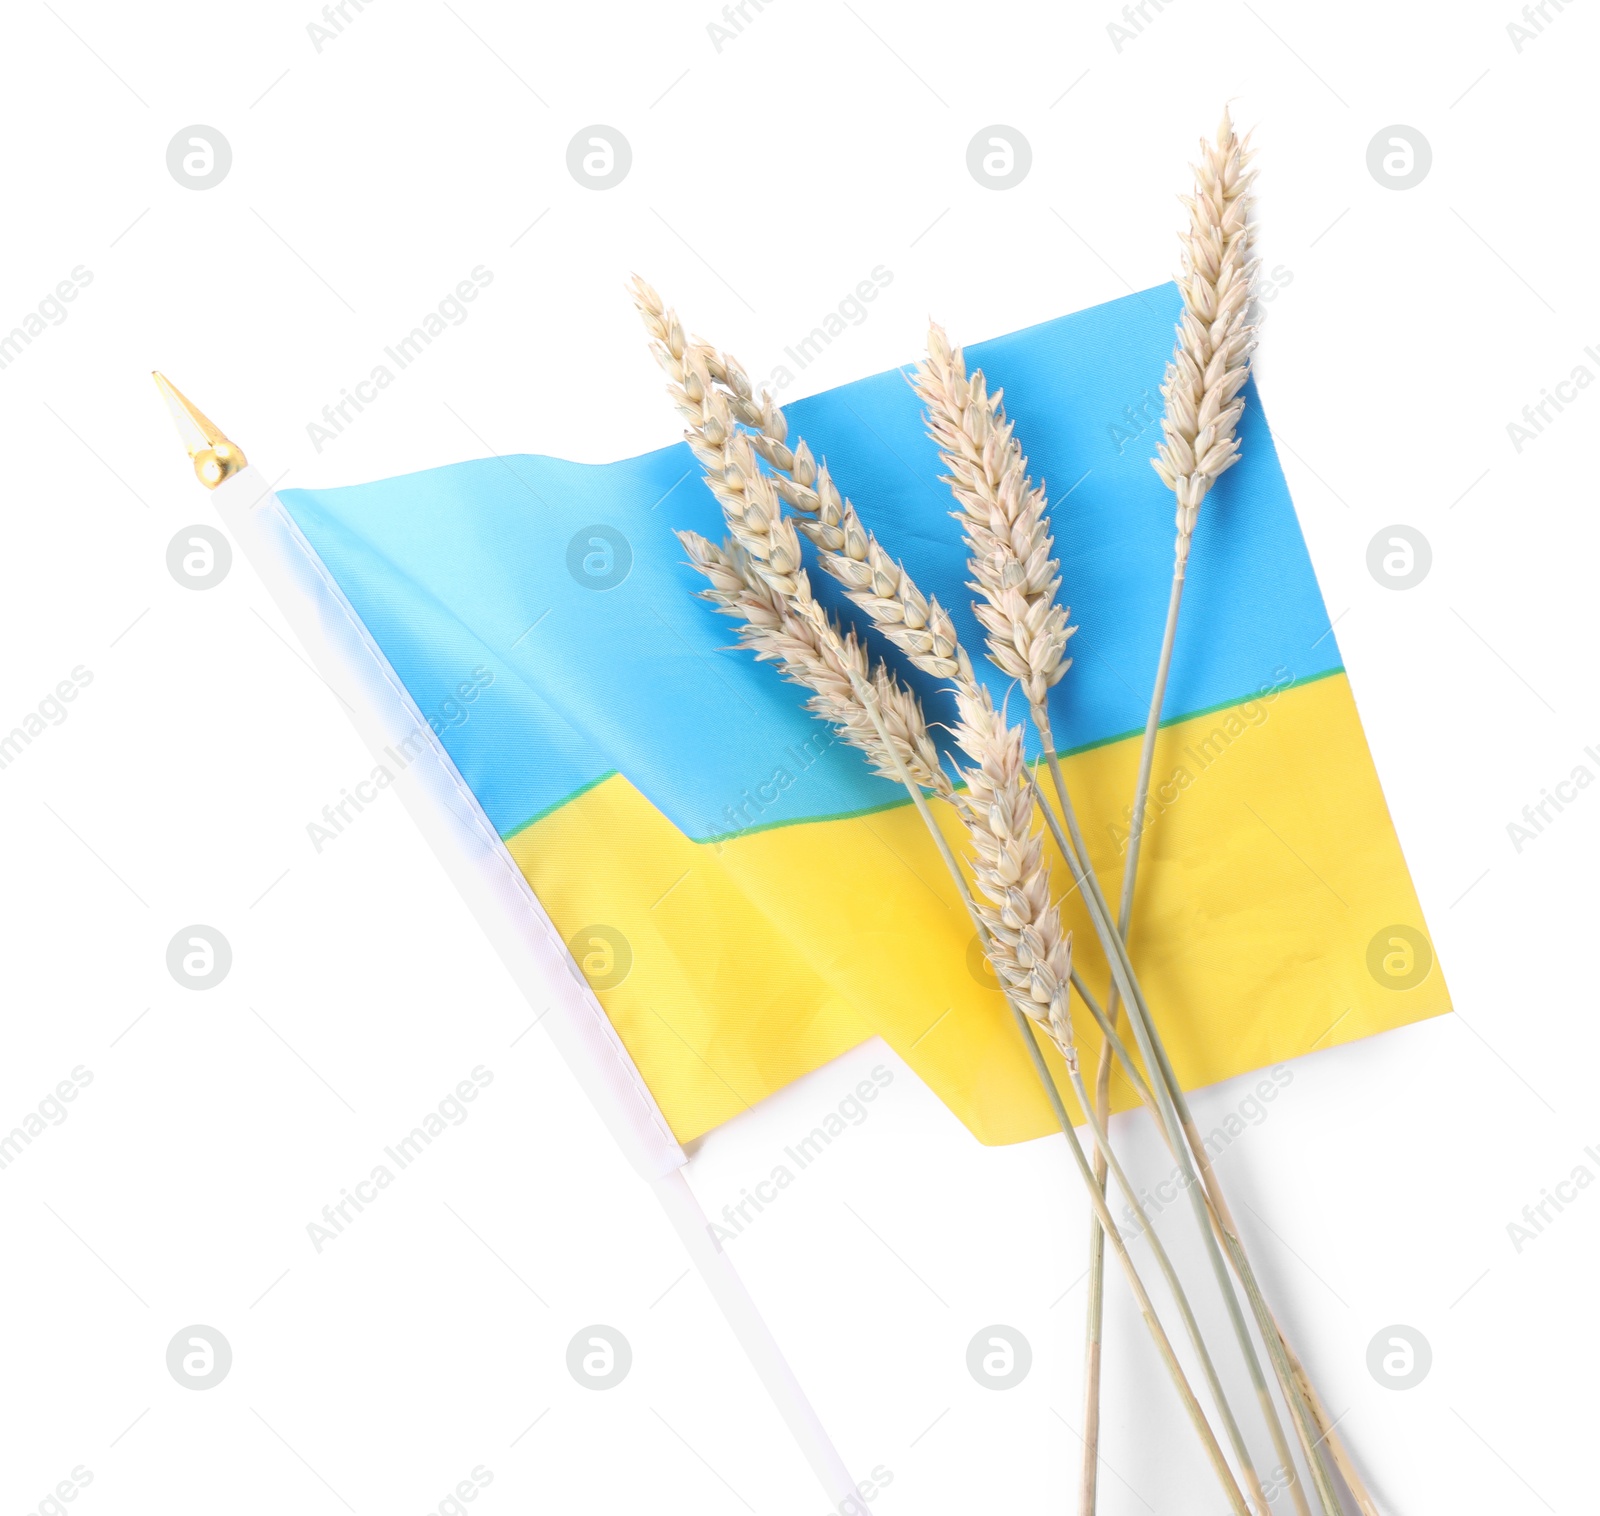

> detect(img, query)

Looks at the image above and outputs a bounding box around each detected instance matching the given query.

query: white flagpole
[154,375,862,1509]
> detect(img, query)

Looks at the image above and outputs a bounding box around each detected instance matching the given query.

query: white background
[0,1,1594,1512]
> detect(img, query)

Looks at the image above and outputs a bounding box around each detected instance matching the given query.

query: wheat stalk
[674,267,1347,1514]
[698,334,1088,1072]
[669,322,976,687]
[1114,104,1262,1006]
[912,323,1075,710]
[636,277,959,808]
[1069,960,1386,1516]
[949,683,1286,1516]
[928,107,1310,1516]
[911,289,1294,1515]
[681,307,1271,1498]
[667,304,1082,1059]
[633,277,1252,1514]
[1152,107,1259,571]
[1025,738,1351,1516]
[1005,110,1361,1516]
[677,314,1085,1033]
[914,319,1279,1516]
[680,531,957,802]
[1128,108,1374,1516]
[949,683,1074,1048]
[1088,104,1303,1516]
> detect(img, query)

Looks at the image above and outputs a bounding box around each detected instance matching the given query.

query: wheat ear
[1136,109,1372,1516]
[680,327,1082,1059]
[921,111,1316,1516]
[912,322,1075,712]
[668,310,1083,1059]
[994,112,1351,1516]
[949,685,1286,1516]
[634,279,1252,1514]
[687,307,1246,1367]
[1114,102,1261,1005]
[1097,105,1313,1516]
[1152,107,1259,571]
[669,325,976,688]
[680,531,957,802]
[633,279,955,806]
[949,683,1074,1049]
[916,320,1276,1516]
[912,299,1291,1512]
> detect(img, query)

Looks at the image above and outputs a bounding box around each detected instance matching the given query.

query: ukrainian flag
[280,285,1448,1146]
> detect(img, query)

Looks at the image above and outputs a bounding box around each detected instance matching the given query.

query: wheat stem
[912,306,1285,1513]
[1068,889,1382,1516]
[1047,982,1269,1516]
[1069,969,1154,1108]
[1069,861,1360,1516]
[1104,552,1370,1516]
[1283,1339,1381,1516]
[836,629,1252,1516]
[636,279,1262,1511]
[1127,102,1376,1516]
[1074,960,1376,1515]
[1085,567,1186,1513]
[1083,1010,1116,1513]
[1133,999,1345,1516]
[1034,722,1279,1516]
[634,274,1359,1514]
[1027,755,1341,1516]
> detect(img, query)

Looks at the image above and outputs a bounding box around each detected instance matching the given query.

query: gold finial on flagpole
[153,372,248,488]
